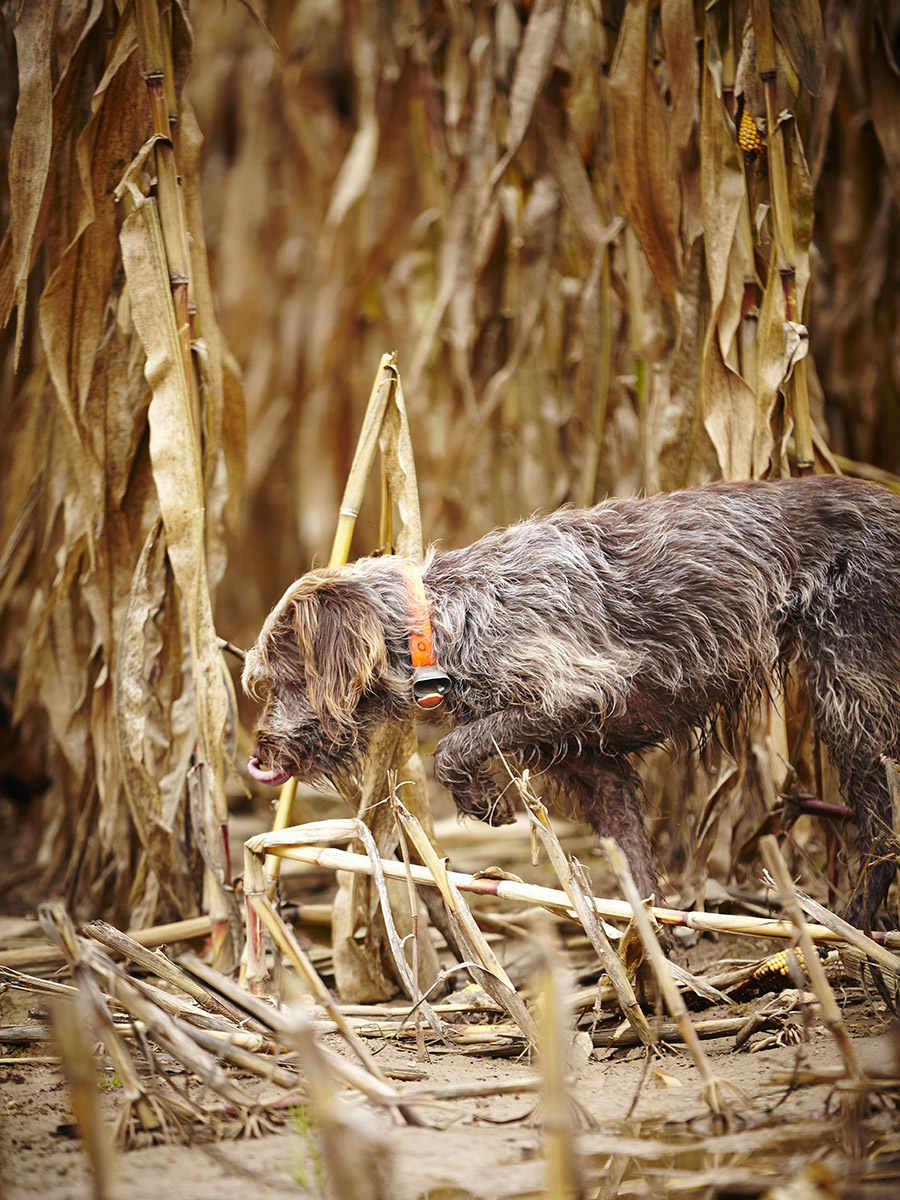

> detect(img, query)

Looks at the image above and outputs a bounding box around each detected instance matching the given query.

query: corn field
[2,0,900,933]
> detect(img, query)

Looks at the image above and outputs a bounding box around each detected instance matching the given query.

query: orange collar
[402,565,451,709]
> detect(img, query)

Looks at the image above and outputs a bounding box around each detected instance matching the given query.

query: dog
[244,476,900,925]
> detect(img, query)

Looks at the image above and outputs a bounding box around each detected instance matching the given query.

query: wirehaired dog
[244,476,900,925]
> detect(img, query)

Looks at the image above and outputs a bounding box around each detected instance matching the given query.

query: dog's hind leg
[800,630,900,925]
[839,761,897,925]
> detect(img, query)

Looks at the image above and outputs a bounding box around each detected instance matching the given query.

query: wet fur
[244,476,900,923]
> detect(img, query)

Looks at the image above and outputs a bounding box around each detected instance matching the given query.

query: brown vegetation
[2,0,900,925]
[2,2,900,1194]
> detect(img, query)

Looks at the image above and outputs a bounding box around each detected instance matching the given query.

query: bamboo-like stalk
[179,953,431,1112]
[133,0,231,967]
[750,0,815,473]
[770,1066,900,1090]
[0,914,212,971]
[759,835,864,1081]
[342,815,447,1036]
[604,1016,751,1050]
[245,890,392,1076]
[392,801,514,989]
[242,835,424,1118]
[579,244,613,506]
[50,997,118,1199]
[266,777,298,900]
[246,816,448,1037]
[311,352,441,1001]
[128,914,212,945]
[391,799,538,1044]
[39,904,183,1145]
[84,920,247,1023]
[292,1016,395,1200]
[134,0,198,446]
[329,352,399,567]
[512,770,654,1049]
[728,5,760,399]
[791,888,900,976]
[393,788,426,1060]
[534,929,585,1200]
[101,970,257,1111]
[379,457,393,553]
[250,820,866,946]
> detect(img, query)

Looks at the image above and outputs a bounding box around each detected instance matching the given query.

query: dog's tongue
[247,756,292,787]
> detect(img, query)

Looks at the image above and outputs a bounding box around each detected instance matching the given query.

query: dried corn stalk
[5,1,900,930]
[1,2,244,934]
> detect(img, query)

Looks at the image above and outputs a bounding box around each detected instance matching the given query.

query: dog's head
[242,559,413,787]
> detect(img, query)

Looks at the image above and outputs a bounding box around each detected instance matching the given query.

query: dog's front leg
[432,717,516,826]
[432,708,566,827]
[434,710,663,908]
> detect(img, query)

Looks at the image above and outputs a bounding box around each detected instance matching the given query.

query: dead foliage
[0,0,898,942]
[1,1,243,935]
[4,1,900,940]
[2,6,900,1194]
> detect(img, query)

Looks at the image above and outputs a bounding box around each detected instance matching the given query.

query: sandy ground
[3,968,900,1199]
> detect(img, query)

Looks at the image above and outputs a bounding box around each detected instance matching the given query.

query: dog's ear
[289,573,387,733]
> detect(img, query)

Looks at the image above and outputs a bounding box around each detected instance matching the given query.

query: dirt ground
[3,990,900,1199]
[2,810,900,1199]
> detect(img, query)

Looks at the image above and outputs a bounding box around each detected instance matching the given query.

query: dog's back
[428,475,900,729]
[427,475,900,920]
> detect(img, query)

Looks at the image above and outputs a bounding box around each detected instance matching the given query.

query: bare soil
[3,1000,899,1199]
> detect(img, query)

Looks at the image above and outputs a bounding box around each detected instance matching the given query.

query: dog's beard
[247,755,360,803]
[249,703,376,795]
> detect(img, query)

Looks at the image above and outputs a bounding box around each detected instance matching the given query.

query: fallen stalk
[0,915,212,971]
[255,828,866,945]
[769,1067,900,1090]
[86,920,249,1024]
[391,799,537,1045]
[600,1016,760,1050]
[514,771,654,1049]
[759,836,864,1082]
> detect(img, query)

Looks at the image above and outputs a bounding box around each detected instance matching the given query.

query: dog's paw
[452,783,517,826]
[433,747,517,826]
[459,783,517,827]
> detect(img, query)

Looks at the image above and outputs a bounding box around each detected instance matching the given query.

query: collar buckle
[412,665,451,709]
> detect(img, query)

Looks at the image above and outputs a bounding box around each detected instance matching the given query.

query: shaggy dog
[244,476,900,924]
